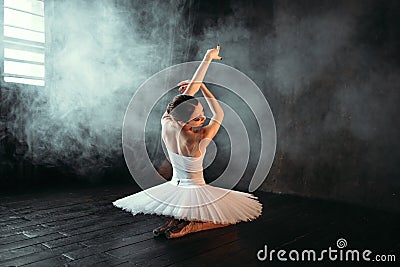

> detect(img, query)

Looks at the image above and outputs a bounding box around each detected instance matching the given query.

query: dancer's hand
[204,44,222,61]
[177,80,202,93]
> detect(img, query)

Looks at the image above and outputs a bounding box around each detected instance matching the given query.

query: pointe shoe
[165,221,230,239]
[153,218,179,237]
[164,221,192,239]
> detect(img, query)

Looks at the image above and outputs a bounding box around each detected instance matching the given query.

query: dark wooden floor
[0,184,399,267]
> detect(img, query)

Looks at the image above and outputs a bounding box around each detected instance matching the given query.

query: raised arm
[200,83,224,123]
[182,44,222,96]
[176,80,224,140]
[198,83,224,140]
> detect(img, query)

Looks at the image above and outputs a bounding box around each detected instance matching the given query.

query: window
[3,0,45,86]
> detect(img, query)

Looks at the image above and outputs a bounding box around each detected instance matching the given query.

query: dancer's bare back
[161,83,223,158]
[160,114,200,155]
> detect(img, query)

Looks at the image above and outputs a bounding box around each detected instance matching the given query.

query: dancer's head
[167,95,206,127]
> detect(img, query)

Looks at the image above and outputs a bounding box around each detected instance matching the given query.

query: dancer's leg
[197,222,230,231]
[165,221,231,239]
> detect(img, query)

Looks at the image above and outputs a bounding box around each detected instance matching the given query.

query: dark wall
[201,0,400,211]
[0,0,399,212]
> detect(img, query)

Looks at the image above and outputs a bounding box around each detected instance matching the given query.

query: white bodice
[167,149,206,186]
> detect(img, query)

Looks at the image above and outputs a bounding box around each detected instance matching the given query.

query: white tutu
[113,149,263,224]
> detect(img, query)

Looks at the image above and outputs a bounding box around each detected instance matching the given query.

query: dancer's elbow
[215,110,224,119]
[212,112,224,123]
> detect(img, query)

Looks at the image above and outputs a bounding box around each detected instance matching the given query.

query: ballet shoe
[165,221,230,239]
[164,220,192,239]
[153,218,180,237]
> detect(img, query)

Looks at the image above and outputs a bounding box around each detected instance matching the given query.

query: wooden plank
[60,222,160,261]
[0,217,156,265]
[0,208,116,238]
[0,242,47,262]
[0,212,143,252]
[0,213,142,261]
[37,217,148,249]
[0,207,112,240]
[0,242,86,266]
[0,232,67,253]
[0,197,127,236]
[66,253,129,267]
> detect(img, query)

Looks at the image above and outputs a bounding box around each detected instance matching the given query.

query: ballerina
[113,44,263,239]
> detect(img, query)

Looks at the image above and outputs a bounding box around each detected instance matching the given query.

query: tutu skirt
[113,178,263,224]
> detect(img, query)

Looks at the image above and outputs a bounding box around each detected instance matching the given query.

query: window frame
[1,0,47,89]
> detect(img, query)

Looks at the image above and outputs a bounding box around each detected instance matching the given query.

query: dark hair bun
[167,95,199,122]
